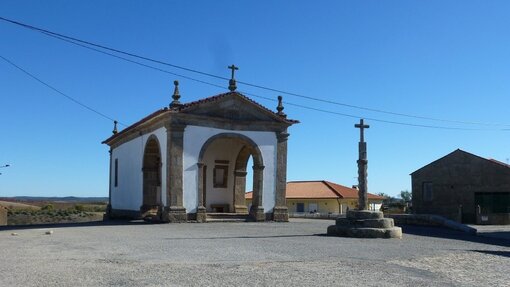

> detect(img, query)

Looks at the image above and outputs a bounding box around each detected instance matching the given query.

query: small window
[423,182,432,201]
[296,203,305,213]
[114,159,119,187]
[213,160,229,188]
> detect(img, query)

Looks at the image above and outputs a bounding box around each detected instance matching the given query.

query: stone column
[163,123,187,222]
[250,165,265,221]
[196,162,207,222]
[357,141,368,210]
[273,131,289,222]
[233,170,248,214]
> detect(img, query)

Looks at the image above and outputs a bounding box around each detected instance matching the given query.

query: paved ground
[469,224,510,241]
[1,219,509,287]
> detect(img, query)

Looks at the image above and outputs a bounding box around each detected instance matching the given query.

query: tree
[400,190,412,202]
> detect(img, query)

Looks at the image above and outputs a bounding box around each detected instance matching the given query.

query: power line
[26,33,506,131]
[0,55,126,127]
[1,16,509,128]
[1,38,507,131]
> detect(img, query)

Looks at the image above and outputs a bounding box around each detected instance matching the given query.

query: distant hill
[0,196,109,203]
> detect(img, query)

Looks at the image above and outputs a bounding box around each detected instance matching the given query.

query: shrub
[74,204,85,212]
[41,204,54,211]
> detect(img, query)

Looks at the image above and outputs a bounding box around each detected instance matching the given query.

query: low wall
[0,207,7,226]
[476,213,510,225]
[290,212,341,219]
[387,214,476,234]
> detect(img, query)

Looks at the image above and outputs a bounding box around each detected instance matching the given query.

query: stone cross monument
[355,119,369,210]
[327,118,402,238]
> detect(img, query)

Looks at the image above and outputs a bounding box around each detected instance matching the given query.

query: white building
[102,80,298,222]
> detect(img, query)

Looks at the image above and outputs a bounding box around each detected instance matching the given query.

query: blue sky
[1,1,509,197]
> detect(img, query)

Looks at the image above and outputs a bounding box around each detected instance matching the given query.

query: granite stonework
[102,81,298,224]
[328,119,401,239]
[412,149,510,224]
[327,210,402,239]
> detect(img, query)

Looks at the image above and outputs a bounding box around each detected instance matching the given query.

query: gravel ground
[1,219,509,287]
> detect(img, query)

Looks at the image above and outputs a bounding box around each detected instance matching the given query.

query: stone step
[336,218,394,228]
[206,213,249,222]
[346,210,383,220]
[327,225,402,239]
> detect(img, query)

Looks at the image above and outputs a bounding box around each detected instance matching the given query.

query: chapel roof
[245,180,385,200]
[102,91,298,145]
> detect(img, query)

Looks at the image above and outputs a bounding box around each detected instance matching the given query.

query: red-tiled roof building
[246,180,385,214]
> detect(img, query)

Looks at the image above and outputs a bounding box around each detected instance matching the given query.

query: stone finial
[112,120,118,135]
[170,80,181,108]
[276,96,287,118]
[228,64,239,91]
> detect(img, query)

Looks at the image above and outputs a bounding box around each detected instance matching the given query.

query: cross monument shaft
[355,119,369,210]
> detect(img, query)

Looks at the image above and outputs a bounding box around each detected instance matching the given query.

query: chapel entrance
[140,136,162,217]
[197,133,264,220]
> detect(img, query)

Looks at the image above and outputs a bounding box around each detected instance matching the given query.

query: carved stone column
[196,162,207,222]
[162,123,187,222]
[273,131,289,222]
[233,170,248,214]
[249,165,265,221]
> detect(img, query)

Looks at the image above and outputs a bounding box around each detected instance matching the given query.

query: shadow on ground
[471,249,510,258]
[0,219,149,231]
[402,225,510,248]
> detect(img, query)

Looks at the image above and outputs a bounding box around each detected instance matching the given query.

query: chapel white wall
[110,127,167,211]
[183,125,277,213]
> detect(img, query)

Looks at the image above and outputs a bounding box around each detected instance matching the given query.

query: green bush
[41,204,54,211]
[74,204,85,212]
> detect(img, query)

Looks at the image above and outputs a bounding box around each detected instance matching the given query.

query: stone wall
[411,150,510,224]
[0,207,7,226]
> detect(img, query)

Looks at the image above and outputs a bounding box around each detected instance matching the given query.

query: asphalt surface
[1,219,509,286]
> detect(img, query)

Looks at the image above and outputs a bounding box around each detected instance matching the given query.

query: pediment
[180,92,286,123]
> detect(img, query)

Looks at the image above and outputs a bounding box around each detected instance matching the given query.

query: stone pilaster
[249,165,265,221]
[162,123,187,223]
[196,162,207,222]
[273,131,289,222]
[233,170,249,214]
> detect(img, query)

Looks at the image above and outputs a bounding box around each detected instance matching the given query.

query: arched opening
[197,133,265,221]
[141,135,162,217]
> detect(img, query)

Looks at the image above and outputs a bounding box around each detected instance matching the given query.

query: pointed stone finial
[228,64,239,91]
[276,96,286,118]
[170,80,181,108]
[112,120,118,134]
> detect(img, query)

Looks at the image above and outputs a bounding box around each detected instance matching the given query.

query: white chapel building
[102,75,298,222]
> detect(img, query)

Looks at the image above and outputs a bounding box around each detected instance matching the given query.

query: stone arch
[140,134,162,217]
[196,133,265,221]
[198,133,263,166]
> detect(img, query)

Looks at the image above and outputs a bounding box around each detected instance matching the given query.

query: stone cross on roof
[355,119,370,143]
[228,64,239,91]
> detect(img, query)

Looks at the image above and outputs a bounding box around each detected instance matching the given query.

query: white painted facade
[110,127,167,211]
[183,125,277,213]
[110,125,277,214]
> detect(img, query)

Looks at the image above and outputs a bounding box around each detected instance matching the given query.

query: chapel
[102,68,298,222]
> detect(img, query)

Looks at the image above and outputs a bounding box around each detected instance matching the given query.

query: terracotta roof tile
[245,180,385,200]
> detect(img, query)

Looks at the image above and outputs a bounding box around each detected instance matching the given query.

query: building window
[422,182,432,201]
[114,159,118,187]
[296,203,305,213]
[213,160,229,188]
